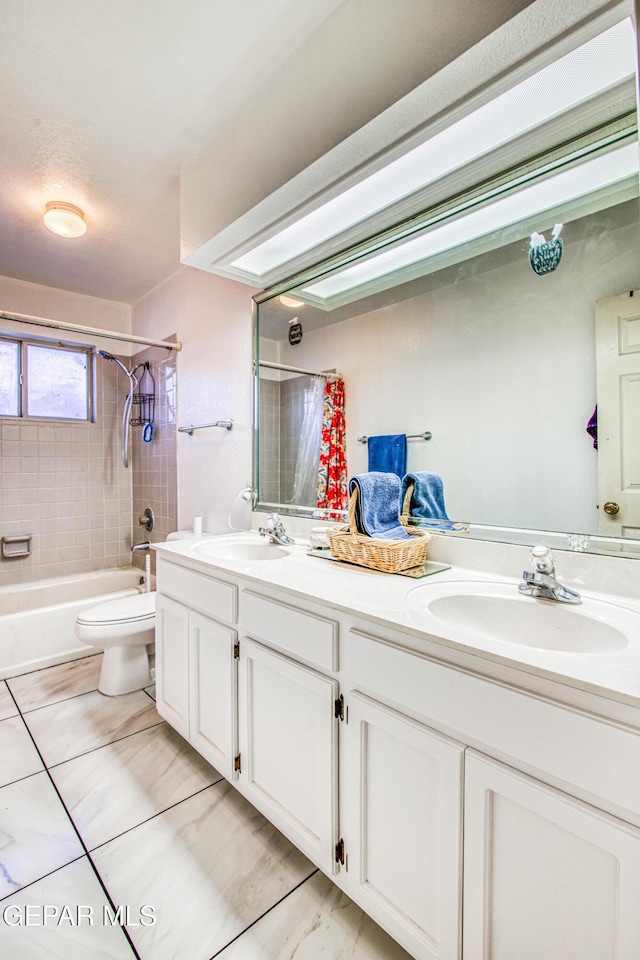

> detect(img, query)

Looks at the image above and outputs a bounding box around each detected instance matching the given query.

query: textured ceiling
[0,0,345,304]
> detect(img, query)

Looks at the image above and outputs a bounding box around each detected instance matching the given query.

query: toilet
[75,592,156,696]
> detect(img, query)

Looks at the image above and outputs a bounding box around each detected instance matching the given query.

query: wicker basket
[327,489,430,573]
[401,484,414,521]
[402,482,471,533]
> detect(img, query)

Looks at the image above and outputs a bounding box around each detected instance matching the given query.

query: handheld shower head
[97,350,133,381]
[96,350,138,468]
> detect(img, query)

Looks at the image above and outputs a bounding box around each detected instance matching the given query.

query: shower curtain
[292,375,325,506]
[317,377,348,512]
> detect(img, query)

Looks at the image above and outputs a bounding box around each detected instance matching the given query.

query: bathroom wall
[0,275,133,585]
[132,267,258,534]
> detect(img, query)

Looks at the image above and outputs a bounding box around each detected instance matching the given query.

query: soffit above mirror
[183,0,636,290]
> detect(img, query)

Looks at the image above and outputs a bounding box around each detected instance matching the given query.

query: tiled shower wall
[130,343,177,574]
[0,342,178,587]
[0,358,132,587]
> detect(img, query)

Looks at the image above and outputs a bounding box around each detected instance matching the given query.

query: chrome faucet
[131,541,151,552]
[258,513,295,545]
[518,546,581,604]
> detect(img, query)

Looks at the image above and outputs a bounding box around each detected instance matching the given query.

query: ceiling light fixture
[43,201,87,239]
[279,295,304,308]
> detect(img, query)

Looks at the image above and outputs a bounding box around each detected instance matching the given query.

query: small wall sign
[529,224,563,276]
[288,321,303,345]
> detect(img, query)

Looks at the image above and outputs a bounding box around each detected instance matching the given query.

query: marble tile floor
[0,655,413,960]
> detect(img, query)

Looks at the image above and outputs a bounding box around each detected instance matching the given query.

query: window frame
[0,333,95,422]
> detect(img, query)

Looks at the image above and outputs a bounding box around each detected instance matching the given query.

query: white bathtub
[0,568,153,680]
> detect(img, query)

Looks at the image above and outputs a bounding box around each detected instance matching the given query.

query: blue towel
[349,472,409,540]
[402,472,450,522]
[367,434,407,478]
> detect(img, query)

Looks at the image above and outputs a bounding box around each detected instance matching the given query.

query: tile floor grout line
[5,653,100,681]
[13,682,119,716]
[86,777,226,853]
[28,716,166,769]
[46,717,169,770]
[81,853,143,960]
[3,683,143,960]
[0,855,86,905]
[8,686,103,714]
[5,655,103,710]
[208,867,320,960]
[0,767,46,792]
[46,718,217,775]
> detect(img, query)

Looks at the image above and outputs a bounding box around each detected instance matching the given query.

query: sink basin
[192,540,290,562]
[407,581,631,653]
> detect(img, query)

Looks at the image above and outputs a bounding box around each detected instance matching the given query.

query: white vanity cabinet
[463,751,640,960]
[342,623,640,959]
[154,549,640,960]
[155,593,190,738]
[236,636,340,875]
[155,559,238,780]
[236,589,341,876]
[342,691,464,960]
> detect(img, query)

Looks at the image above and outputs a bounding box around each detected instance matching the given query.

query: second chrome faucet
[258,513,295,546]
[518,545,581,604]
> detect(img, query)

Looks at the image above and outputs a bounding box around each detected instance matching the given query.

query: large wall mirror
[253,7,640,558]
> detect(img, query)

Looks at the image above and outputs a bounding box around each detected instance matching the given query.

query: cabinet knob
[603,501,620,516]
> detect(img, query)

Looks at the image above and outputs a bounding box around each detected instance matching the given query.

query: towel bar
[178,420,233,436]
[357,431,432,444]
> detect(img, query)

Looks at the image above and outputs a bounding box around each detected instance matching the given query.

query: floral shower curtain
[317,377,348,511]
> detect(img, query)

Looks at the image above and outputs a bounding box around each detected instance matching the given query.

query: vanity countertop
[153,532,640,712]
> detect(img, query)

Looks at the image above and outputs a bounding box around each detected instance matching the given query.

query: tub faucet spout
[131,541,151,552]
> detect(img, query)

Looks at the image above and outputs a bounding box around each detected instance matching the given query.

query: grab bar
[178,419,233,436]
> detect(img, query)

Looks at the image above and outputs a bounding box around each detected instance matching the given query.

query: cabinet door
[343,692,464,960]
[463,750,640,960]
[155,594,190,738]
[189,611,237,781]
[237,637,339,875]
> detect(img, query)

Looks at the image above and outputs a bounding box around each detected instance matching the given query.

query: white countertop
[154,532,640,709]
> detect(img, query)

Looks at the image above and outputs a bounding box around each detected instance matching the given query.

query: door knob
[603,501,620,516]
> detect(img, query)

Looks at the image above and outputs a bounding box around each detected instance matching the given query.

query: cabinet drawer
[347,627,640,823]
[241,590,338,672]
[157,559,237,624]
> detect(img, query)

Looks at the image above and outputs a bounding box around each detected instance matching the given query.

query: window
[0,335,93,421]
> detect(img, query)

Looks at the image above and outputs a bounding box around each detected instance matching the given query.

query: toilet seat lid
[77,591,156,626]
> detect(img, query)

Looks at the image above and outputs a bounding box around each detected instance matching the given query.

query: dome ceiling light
[43,201,87,239]
[279,295,304,308]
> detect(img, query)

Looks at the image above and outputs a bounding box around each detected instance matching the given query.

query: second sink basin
[192,540,290,562]
[407,580,632,653]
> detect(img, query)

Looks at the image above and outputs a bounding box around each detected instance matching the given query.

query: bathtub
[0,568,153,680]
